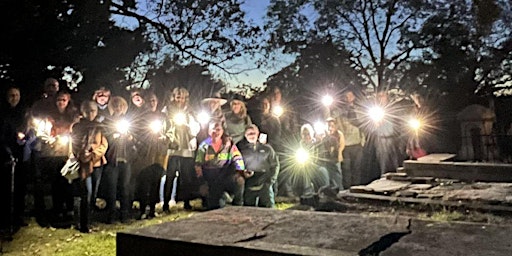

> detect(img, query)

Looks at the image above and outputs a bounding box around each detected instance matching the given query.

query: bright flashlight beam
[322,95,334,107]
[272,106,284,118]
[313,121,326,135]
[408,118,421,131]
[150,120,163,133]
[58,135,70,145]
[116,119,130,134]
[369,106,385,122]
[197,111,210,125]
[174,112,187,125]
[295,148,310,164]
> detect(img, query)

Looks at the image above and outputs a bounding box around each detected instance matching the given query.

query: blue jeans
[103,162,131,221]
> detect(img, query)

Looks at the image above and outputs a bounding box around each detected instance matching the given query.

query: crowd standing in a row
[1,78,414,234]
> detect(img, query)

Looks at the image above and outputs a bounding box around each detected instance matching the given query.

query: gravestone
[456,104,496,161]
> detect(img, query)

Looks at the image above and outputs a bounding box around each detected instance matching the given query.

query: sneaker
[169,199,177,207]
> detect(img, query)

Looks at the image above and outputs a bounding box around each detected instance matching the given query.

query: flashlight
[408,118,421,131]
[173,112,187,125]
[368,106,385,122]
[197,111,211,125]
[115,119,130,134]
[322,95,334,107]
[35,118,52,137]
[58,135,70,146]
[313,121,327,135]
[295,148,310,164]
[272,105,284,117]
[149,120,163,134]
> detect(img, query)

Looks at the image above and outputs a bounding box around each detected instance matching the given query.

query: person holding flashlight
[237,124,279,208]
[162,87,200,212]
[71,101,108,232]
[103,96,136,223]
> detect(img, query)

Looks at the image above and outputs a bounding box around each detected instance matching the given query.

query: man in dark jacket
[237,124,279,208]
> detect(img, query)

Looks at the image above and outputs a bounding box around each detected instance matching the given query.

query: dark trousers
[202,169,244,210]
[103,162,131,221]
[164,156,195,208]
[244,175,274,208]
[342,144,363,188]
[136,164,164,215]
[324,162,343,190]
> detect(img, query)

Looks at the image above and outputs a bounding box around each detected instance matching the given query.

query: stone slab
[403,160,512,182]
[365,179,411,194]
[382,219,512,256]
[417,153,456,162]
[117,207,410,256]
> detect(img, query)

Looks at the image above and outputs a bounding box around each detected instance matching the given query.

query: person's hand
[195,165,203,177]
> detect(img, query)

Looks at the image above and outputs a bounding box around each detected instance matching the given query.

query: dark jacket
[238,142,279,185]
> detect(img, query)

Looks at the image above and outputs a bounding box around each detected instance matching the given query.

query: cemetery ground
[2,195,512,256]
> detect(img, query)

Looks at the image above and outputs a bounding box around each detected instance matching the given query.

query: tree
[265,0,430,92]
[0,0,148,99]
[143,57,226,107]
[110,0,263,76]
[265,39,362,97]
[401,0,512,108]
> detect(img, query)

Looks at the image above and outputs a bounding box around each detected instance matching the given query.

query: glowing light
[197,111,210,125]
[34,118,52,136]
[149,120,163,134]
[368,106,385,122]
[408,118,421,131]
[17,132,25,140]
[173,112,187,125]
[58,135,70,145]
[313,121,327,135]
[272,105,284,118]
[116,119,130,134]
[322,95,334,107]
[295,148,310,164]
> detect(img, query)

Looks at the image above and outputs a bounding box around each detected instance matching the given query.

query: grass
[1,201,295,256]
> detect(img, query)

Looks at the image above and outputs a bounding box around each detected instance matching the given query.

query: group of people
[1,77,416,235]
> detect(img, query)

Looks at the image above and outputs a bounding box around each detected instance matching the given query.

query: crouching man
[238,125,279,208]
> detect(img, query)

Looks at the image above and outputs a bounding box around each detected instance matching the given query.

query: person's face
[84,105,98,121]
[245,128,259,144]
[209,100,220,111]
[131,92,144,107]
[345,91,355,104]
[261,98,270,114]
[327,121,337,134]
[46,81,59,94]
[209,123,224,139]
[56,94,70,112]
[95,91,110,106]
[173,92,186,108]
[148,95,158,112]
[301,129,312,144]
[231,100,243,114]
[112,103,124,116]
[6,88,20,108]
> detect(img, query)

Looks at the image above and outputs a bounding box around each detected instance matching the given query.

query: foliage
[265,0,430,91]
[0,0,148,99]
[401,0,512,107]
[264,0,512,105]
[110,0,264,76]
[265,39,363,97]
